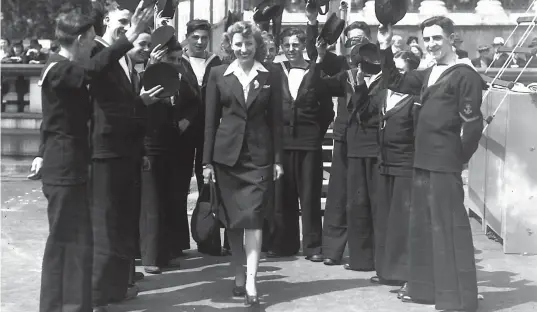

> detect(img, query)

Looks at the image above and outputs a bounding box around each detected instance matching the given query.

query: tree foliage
[1,0,92,40]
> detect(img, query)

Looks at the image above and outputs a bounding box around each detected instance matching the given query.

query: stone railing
[1,63,45,113]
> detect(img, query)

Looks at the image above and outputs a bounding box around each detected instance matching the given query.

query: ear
[103,15,110,26]
[448,33,456,45]
[76,34,83,46]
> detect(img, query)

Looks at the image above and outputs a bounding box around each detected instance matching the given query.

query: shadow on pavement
[114,274,369,312]
[476,266,537,312]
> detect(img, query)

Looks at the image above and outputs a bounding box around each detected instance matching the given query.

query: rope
[484,0,536,75]
[480,3,537,134]
[482,55,534,133]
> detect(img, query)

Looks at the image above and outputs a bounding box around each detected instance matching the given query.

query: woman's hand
[140,85,164,105]
[149,44,167,65]
[203,165,216,184]
[273,164,284,180]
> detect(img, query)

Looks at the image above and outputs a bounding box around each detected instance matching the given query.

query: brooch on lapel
[253,80,260,89]
[178,72,182,80]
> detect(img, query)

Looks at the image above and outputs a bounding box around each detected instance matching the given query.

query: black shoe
[244,293,259,306]
[344,264,375,271]
[323,258,341,266]
[305,254,324,262]
[232,274,246,297]
[370,275,381,283]
[266,251,293,258]
[232,286,246,297]
[397,283,408,299]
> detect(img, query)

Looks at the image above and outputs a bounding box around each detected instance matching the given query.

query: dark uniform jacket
[376,91,420,177]
[323,69,382,158]
[181,52,222,139]
[306,22,350,142]
[141,62,199,155]
[37,35,134,185]
[277,61,334,150]
[379,47,486,173]
[89,37,147,159]
[203,63,283,167]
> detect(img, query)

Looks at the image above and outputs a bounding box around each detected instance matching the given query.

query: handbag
[191,181,221,244]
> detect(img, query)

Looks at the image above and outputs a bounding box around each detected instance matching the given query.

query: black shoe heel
[232,286,246,297]
[244,293,259,306]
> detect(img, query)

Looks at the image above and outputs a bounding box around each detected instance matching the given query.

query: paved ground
[2,177,537,312]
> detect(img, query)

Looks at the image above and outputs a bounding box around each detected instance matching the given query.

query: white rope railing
[481,0,537,134]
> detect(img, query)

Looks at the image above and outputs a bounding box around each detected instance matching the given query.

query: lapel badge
[253,80,260,89]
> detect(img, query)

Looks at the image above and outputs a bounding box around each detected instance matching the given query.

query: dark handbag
[191,181,221,244]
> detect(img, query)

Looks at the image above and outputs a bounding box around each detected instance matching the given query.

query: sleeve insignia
[463,103,473,115]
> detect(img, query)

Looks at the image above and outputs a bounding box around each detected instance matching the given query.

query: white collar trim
[223,60,268,76]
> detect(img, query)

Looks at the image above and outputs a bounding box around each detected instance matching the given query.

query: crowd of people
[31,0,506,311]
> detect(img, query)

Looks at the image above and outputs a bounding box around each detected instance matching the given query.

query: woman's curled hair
[221,21,266,63]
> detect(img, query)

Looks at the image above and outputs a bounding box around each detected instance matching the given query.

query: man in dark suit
[304,9,350,266]
[471,45,492,68]
[89,4,161,310]
[180,19,230,256]
[33,6,154,312]
[268,28,334,261]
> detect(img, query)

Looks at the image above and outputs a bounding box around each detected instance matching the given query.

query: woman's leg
[244,229,263,295]
[226,228,246,285]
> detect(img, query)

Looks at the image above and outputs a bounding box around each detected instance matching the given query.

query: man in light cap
[471,45,492,68]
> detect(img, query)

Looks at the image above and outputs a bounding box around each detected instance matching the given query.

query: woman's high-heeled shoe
[232,274,246,297]
[244,292,259,306]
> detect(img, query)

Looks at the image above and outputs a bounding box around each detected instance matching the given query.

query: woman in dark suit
[203,21,284,305]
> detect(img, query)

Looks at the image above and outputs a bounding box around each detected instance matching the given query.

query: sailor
[33,3,156,312]
[378,17,484,311]
[89,1,159,309]
[268,27,334,261]
[180,19,230,256]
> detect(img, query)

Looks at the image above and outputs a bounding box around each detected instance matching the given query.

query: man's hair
[406,36,418,45]
[344,21,371,39]
[394,50,421,71]
[186,19,211,36]
[166,37,183,52]
[419,16,455,36]
[279,27,306,44]
[55,11,94,46]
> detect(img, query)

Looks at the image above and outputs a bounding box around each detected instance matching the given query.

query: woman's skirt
[213,151,273,230]
[376,174,413,282]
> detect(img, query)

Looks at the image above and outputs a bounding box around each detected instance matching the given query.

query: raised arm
[377,25,425,95]
[305,9,320,61]
[202,68,222,165]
